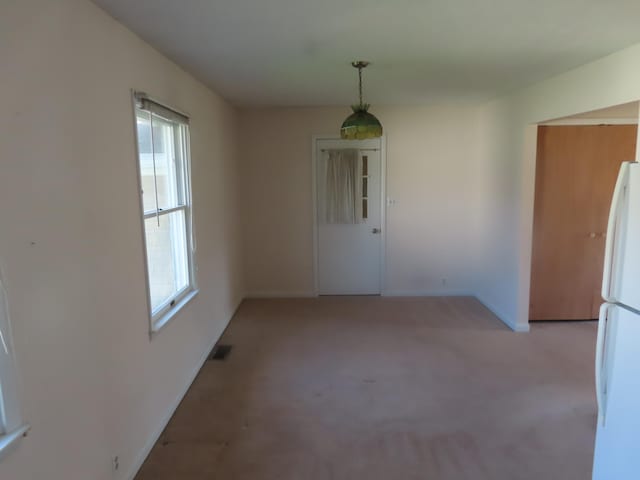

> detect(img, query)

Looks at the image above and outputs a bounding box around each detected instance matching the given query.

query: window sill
[0,424,30,460]
[150,289,199,337]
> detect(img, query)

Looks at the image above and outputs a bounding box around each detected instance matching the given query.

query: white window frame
[132,92,198,336]
[0,271,29,459]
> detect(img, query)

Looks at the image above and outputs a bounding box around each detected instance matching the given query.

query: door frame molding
[311,135,387,296]
[528,124,637,321]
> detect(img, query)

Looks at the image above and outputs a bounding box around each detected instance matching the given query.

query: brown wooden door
[529,125,637,321]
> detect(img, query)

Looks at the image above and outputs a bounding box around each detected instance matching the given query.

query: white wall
[476,43,640,331]
[239,105,485,298]
[0,1,243,479]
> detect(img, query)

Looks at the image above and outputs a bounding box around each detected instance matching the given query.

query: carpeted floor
[135,296,597,480]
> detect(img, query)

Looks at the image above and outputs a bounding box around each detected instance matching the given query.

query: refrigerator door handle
[595,303,610,426]
[602,162,630,301]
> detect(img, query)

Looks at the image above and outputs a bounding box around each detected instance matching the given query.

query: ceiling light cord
[358,65,363,107]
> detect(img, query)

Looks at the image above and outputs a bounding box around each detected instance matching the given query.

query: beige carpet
[135,296,597,480]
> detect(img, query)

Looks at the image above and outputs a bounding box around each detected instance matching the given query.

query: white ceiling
[93,0,640,107]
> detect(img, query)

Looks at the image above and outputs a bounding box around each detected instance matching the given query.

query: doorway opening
[312,137,386,296]
[529,102,639,322]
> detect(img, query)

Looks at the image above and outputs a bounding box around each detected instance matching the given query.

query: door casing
[311,135,387,296]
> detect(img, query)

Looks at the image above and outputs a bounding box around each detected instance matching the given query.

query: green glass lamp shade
[340,105,383,140]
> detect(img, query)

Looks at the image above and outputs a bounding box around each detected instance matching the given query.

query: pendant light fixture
[340,61,383,140]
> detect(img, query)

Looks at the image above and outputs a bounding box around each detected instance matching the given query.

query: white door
[316,138,383,295]
[593,303,640,479]
[603,162,640,310]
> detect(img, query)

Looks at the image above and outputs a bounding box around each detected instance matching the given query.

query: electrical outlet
[112,455,120,473]
[441,278,447,286]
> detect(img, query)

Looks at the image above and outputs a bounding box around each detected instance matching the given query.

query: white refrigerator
[593,161,640,479]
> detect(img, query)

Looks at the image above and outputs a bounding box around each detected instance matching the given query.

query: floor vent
[208,344,232,361]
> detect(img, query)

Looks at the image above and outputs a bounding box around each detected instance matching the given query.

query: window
[0,273,29,457]
[134,92,197,333]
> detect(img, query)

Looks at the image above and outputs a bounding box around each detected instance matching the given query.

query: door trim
[311,135,387,296]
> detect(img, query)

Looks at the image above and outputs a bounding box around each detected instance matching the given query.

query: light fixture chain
[358,66,363,107]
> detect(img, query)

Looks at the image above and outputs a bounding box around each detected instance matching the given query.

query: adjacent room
[2,1,640,479]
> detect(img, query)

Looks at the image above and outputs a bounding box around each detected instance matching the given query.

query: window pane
[152,116,183,211]
[136,114,185,213]
[144,210,190,312]
[136,112,158,212]
[136,122,165,154]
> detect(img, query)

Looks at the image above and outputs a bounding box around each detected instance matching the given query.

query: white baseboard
[382,291,530,331]
[124,298,243,480]
[474,295,530,332]
[382,290,475,297]
[245,291,316,298]
[248,290,483,299]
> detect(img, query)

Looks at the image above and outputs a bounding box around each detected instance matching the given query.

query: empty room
[2,0,640,479]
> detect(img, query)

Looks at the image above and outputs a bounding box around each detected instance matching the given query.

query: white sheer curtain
[324,149,362,224]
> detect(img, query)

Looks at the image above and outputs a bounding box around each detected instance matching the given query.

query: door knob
[372,228,381,234]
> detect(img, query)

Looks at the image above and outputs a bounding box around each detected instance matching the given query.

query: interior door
[316,138,382,295]
[529,125,637,321]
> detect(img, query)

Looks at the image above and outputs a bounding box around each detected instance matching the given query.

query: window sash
[145,217,196,328]
[143,204,187,219]
[137,113,187,213]
[151,283,193,322]
[143,208,192,313]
